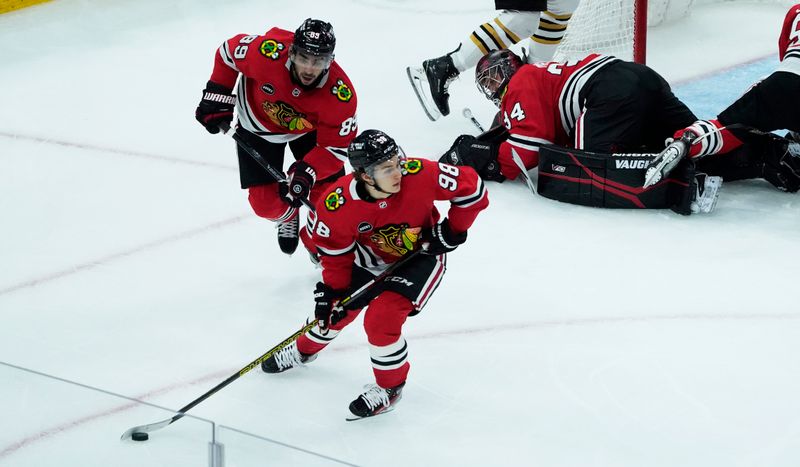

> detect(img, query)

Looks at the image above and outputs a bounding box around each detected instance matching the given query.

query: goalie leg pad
[536,144,703,215]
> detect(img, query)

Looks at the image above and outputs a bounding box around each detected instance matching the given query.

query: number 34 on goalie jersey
[503,102,527,129]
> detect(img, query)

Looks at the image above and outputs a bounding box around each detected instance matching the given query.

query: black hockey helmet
[475,49,523,106]
[348,129,405,174]
[292,18,336,59]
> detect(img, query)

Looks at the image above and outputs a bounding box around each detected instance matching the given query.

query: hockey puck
[131,432,149,441]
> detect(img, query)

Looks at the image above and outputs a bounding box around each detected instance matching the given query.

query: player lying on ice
[260,129,489,420]
[442,47,797,214]
[643,2,800,193]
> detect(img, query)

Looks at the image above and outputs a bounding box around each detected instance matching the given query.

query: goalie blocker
[536,144,721,215]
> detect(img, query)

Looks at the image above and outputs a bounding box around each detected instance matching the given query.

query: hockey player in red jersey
[260,129,489,419]
[441,49,727,214]
[195,18,358,256]
[446,49,696,182]
[643,3,800,192]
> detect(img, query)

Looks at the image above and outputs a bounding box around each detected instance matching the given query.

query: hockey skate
[346,382,405,421]
[406,52,459,121]
[276,214,299,255]
[643,132,697,188]
[261,341,317,373]
[690,173,722,214]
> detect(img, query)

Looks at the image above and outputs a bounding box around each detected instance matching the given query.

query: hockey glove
[195,81,236,134]
[421,218,467,256]
[285,161,317,208]
[314,282,345,333]
[439,134,504,182]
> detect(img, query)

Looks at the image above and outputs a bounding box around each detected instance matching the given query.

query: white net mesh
[553,0,796,63]
[553,0,695,62]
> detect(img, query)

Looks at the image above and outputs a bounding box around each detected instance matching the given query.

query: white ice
[1,0,799,466]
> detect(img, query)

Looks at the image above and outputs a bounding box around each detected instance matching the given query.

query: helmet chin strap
[365,176,393,195]
[362,170,394,196]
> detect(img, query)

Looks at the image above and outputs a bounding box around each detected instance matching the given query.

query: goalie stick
[462,107,485,133]
[461,108,535,193]
[511,148,537,195]
[120,248,423,440]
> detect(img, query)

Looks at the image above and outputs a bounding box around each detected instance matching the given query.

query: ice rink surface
[1,0,799,465]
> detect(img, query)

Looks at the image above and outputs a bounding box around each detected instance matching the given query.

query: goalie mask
[348,129,406,176]
[475,49,523,107]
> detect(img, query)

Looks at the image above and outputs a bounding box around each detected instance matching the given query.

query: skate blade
[643,167,662,188]
[406,66,441,122]
[345,397,401,422]
[643,146,684,188]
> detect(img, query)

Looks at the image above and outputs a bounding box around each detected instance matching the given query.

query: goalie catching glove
[421,218,467,256]
[440,135,504,182]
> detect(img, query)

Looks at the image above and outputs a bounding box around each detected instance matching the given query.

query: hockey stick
[120,248,423,440]
[463,108,485,133]
[461,112,533,192]
[219,122,316,211]
[511,148,537,195]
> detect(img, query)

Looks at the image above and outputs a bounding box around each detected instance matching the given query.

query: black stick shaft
[231,130,316,211]
[138,250,423,431]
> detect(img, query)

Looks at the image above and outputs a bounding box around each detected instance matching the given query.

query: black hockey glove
[314,282,346,333]
[439,134,504,182]
[421,218,467,256]
[195,81,236,134]
[285,161,317,207]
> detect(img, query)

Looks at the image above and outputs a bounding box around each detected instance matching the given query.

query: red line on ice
[0,131,235,170]
[0,370,229,460]
[0,215,247,296]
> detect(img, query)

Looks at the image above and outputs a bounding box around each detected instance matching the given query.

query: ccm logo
[552,164,566,173]
[385,276,414,287]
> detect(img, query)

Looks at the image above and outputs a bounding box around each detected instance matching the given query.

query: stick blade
[510,148,537,194]
[120,417,172,440]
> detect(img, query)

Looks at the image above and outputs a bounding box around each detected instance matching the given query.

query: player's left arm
[301,78,358,181]
[430,160,490,234]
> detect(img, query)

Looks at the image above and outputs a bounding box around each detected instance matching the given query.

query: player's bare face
[368,157,403,196]
[291,51,331,85]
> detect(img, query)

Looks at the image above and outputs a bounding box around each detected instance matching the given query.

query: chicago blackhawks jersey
[311,158,489,291]
[778,3,800,75]
[497,54,618,180]
[209,27,358,179]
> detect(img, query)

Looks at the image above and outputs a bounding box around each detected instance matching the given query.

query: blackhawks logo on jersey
[324,187,346,211]
[262,101,314,131]
[402,158,422,175]
[370,223,421,257]
[330,79,352,102]
[259,39,284,59]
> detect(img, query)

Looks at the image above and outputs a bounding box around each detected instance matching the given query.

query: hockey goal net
[554,0,797,63]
